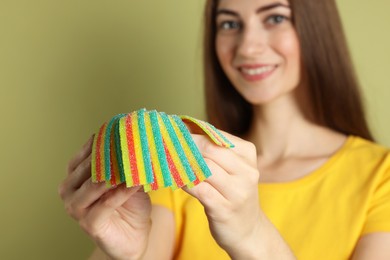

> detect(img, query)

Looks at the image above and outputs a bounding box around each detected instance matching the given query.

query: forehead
[217,0,290,10]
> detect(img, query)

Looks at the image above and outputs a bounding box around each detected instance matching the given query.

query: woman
[59,0,390,259]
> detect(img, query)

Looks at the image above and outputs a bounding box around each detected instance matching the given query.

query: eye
[218,20,241,31]
[265,15,289,25]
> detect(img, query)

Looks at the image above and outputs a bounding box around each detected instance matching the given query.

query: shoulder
[348,135,389,153]
[342,135,390,165]
[328,135,390,189]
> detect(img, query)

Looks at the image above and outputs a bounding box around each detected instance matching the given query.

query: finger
[68,135,94,174]
[68,153,92,189]
[202,157,256,202]
[203,158,233,198]
[59,153,93,201]
[61,152,92,198]
[182,178,227,210]
[213,130,258,162]
[193,132,257,161]
[65,178,109,219]
[81,185,144,232]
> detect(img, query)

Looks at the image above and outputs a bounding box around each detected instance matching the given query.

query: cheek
[216,36,234,68]
[275,31,301,67]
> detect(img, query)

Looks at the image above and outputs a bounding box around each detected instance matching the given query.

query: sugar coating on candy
[137,109,154,185]
[171,115,211,182]
[92,122,107,183]
[91,109,234,191]
[109,128,120,187]
[104,116,115,181]
[118,116,133,187]
[114,118,125,183]
[149,110,172,187]
[160,112,196,183]
[143,112,161,192]
[158,113,191,187]
[179,115,234,148]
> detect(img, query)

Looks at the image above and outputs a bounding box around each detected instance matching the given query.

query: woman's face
[215,0,301,105]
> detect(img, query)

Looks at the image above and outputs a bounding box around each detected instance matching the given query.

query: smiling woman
[215,1,301,107]
[58,0,390,259]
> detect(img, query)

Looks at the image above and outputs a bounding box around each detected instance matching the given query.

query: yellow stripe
[91,129,99,183]
[132,112,147,185]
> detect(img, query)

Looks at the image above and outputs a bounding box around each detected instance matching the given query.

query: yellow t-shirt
[149,135,390,259]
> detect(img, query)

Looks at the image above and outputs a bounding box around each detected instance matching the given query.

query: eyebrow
[216,3,290,17]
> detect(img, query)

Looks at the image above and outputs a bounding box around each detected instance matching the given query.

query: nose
[236,25,267,58]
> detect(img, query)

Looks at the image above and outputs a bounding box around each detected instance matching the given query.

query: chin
[246,96,279,106]
[237,87,280,105]
[236,81,299,106]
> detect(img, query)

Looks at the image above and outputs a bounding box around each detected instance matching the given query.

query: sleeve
[362,154,390,235]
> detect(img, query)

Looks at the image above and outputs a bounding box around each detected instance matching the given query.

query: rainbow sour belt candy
[91,109,234,192]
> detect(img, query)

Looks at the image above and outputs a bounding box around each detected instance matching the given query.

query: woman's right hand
[58,136,153,260]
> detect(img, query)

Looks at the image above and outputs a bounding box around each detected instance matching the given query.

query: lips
[238,64,277,82]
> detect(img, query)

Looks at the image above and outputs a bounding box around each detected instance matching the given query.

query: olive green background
[0,0,388,259]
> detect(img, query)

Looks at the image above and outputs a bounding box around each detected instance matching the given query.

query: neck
[244,95,317,161]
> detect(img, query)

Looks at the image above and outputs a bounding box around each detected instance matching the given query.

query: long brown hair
[203,0,374,141]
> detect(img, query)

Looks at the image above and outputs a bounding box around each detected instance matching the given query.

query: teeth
[241,66,274,76]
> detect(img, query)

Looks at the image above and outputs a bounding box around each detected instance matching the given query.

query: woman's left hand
[183,130,263,257]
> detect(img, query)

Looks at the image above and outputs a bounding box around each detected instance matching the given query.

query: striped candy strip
[179,115,234,148]
[91,109,234,191]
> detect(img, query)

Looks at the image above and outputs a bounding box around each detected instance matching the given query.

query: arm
[351,233,390,260]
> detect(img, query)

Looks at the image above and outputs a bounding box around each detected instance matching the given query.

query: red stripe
[163,140,184,188]
[193,178,200,186]
[95,123,106,182]
[188,163,200,186]
[126,114,140,186]
[151,163,159,190]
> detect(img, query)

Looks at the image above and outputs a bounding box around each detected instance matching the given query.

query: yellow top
[149,136,390,259]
